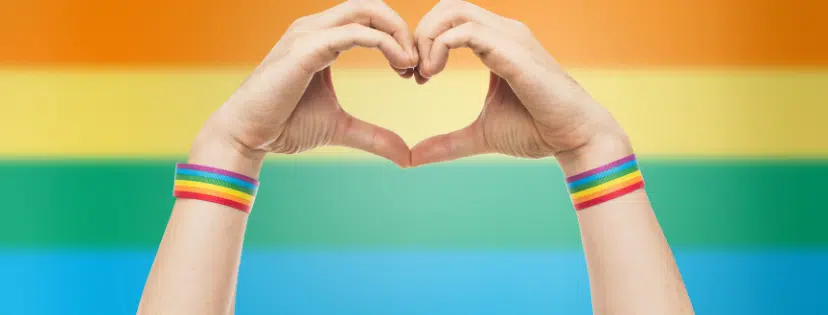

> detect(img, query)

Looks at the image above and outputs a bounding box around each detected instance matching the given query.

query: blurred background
[1,0,827,314]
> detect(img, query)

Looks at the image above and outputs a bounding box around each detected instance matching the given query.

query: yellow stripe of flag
[2,68,828,157]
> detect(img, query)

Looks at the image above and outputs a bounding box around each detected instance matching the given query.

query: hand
[409,0,630,169]
[194,0,419,168]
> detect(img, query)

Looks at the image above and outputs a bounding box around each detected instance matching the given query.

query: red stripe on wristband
[573,181,645,210]
[173,190,252,213]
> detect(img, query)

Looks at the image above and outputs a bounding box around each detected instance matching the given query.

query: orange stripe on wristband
[174,185,252,205]
[174,180,254,201]
[573,181,645,211]
[571,171,644,204]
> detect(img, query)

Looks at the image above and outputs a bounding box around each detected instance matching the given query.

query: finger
[298,0,418,64]
[293,23,411,74]
[410,122,489,166]
[426,22,521,81]
[413,66,429,84]
[415,0,506,77]
[332,112,412,167]
[390,63,416,79]
[400,68,416,79]
[391,65,408,75]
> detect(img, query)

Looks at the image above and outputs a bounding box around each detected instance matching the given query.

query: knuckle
[344,3,373,25]
[441,9,468,29]
[347,0,368,10]
[514,21,532,33]
[290,34,313,47]
[433,35,446,48]
[348,0,375,11]
[276,33,301,52]
[288,15,312,31]
[446,0,468,10]
[504,19,532,36]
[343,23,364,32]
[459,22,480,34]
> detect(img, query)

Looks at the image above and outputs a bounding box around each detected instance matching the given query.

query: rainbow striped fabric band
[173,163,259,213]
[566,154,645,211]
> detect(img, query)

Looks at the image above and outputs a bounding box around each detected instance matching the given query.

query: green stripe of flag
[1,158,827,249]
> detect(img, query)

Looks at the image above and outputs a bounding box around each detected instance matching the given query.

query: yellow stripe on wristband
[571,174,645,204]
[569,170,643,201]
[174,180,254,201]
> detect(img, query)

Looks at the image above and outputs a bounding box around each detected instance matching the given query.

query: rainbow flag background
[2,0,827,314]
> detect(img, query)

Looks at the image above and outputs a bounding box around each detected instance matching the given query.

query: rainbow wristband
[566,154,645,211]
[173,163,259,213]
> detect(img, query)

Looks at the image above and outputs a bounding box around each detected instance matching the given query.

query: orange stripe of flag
[0,0,826,67]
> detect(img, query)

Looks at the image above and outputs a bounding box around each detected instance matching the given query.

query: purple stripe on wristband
[176,163,259,185]
[565,154,637,183]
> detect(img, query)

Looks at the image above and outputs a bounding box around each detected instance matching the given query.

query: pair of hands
[196,0,629,170]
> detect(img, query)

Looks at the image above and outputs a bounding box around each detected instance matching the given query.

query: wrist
[555,130,633,177]
[189,119,266,179]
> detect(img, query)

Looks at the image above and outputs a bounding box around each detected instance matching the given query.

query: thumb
[410,122,489,167]
[331,112,411,167]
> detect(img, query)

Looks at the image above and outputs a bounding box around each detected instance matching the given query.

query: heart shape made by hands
[206,0,618,171]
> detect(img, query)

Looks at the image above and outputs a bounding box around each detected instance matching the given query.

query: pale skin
[137,1,694,314]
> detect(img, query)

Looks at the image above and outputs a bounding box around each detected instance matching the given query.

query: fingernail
[420,69,431,79]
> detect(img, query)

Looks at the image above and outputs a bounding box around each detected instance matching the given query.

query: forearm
[137,1,419,311]
[138,129,264,315]
[578,191,691,315]
[559,135,694,315]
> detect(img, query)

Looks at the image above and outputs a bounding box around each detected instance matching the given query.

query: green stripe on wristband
[568,164,640,193]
